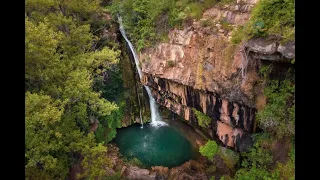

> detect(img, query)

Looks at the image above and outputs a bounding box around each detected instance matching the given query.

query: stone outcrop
[246,37,295,62]
[123,166,156,180]
[142,74,255,149]
[136,0,294,149]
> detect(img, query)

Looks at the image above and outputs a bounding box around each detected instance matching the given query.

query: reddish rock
[217,121,234,147]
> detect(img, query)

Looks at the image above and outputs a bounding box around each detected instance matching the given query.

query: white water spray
[118,16,167,127]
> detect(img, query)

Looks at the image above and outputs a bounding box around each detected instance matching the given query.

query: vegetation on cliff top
[108,0,231,51]
[231,0,295,44]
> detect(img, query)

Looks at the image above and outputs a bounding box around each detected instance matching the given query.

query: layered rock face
[142,74,255,149]
[137,0,294,148]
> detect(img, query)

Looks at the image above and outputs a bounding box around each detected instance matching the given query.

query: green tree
[193,108,212,128]
[25,0,122,179]
[199,140,219,159]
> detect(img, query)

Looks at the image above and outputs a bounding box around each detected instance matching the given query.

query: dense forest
[25,0,295,179]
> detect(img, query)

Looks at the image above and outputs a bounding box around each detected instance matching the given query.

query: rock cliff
[137,0,295,148]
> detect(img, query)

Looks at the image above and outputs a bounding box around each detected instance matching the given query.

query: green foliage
[127,157,145,168]
[234,167,277,180]
[199,140,219,159]
[108,0,222,51]
[206,165,217,173]
[231,26,245,45]
[220,175,232,180]
[257,77,295,138]
[25,1,123,179]
[240,138,273,169]
[105,171,122,180]
[193,108,212,128]
[231,0,295,44]
[234,133,279,180]
[78,142,111,179]
[218,147,239,169]
[167,60,176,67]
[273,145,295,180]
[201,19,213,27]
[210,176,215,180]
[220,18,233,31]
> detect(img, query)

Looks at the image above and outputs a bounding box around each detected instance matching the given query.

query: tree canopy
[25,0,121,179]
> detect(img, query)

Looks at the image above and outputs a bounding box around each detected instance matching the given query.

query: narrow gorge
[25,0,295,179]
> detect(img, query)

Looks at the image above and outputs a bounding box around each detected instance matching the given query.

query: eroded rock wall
[142,74,255,149]
[137,0,294,148]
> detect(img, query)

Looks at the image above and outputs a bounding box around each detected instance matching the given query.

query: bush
[167,60,176,67]
[230,26,245,45]
[220,175,232,180]
[193,108,212,128]
[218,147,239,169]
[234,167,277,180]
[273,145,295,180]
[256,78,295,138]
[109,0,224,51]
[201,19,213,27]
[231,0,295,44]
[199,140,219,159]
[206,165,217,173]
[104,171,122,180]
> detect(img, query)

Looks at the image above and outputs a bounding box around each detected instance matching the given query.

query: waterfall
[118,16,167,127]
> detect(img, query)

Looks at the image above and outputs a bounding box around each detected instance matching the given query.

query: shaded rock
[123,166,156,180]
[151,166,169,180]
[235,133,253,152]
[277,41,295,59]
[168,160,208,180]
[246,37,278,54]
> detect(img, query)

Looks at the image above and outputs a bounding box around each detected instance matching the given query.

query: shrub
[220,175,232,180]
[199,140,219,159]
[220,18,233,31]
[218,147,239,169]
[256,78,295,138]
[167,60,176,67]
[231,0,295,44]
[108,0,226,51]
[193,108,212,128]
[104,171,122,180]
[230,26,245,44]
[273,145,295,180]
[201,19,213,27]
[206,165,217,173]
[234,167,276,180]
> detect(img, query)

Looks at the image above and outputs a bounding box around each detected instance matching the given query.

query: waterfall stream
[118,16,167,127]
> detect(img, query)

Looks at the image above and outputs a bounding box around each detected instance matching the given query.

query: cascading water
[118,16,167,127]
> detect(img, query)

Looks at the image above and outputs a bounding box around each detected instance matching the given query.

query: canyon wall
[137,0,295,149]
